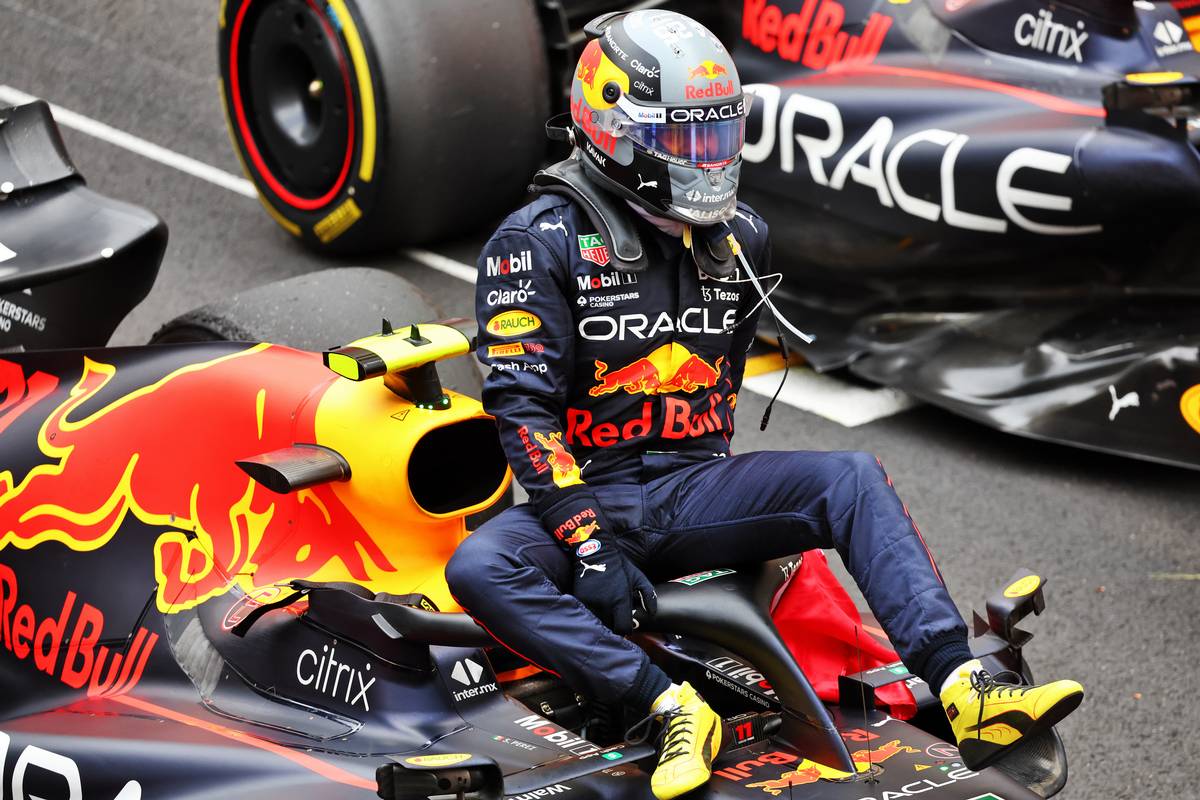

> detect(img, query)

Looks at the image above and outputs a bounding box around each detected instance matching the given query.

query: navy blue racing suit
[445,193,969,706]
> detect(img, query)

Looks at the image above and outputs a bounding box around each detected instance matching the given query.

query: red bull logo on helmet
[590,343,724,396]
[577,39,603,88]
[688,60,730,81]
[685,81,737,99]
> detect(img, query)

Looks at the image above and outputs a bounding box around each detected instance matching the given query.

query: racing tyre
[218,0,550,253]
[149,267,484,398]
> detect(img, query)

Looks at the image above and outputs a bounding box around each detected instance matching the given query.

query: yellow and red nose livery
[0,343,509,616]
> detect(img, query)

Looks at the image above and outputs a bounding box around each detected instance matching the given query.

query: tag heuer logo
[578,233,610,267]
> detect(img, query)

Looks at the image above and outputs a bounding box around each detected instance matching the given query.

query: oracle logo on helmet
[669,100,746,123]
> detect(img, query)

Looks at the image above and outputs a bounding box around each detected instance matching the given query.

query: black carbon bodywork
[0,101,166,349]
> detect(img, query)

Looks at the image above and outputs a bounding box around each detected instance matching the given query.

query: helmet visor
[621,118,746,168]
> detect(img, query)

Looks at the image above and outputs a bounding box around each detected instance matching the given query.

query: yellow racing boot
[940,659,1084,770]
[635,682,722,800]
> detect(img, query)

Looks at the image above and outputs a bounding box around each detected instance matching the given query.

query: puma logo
[539,216,568,237]
[579,561,607,577]
[1108,385,1140,421]
[638,174,658,191]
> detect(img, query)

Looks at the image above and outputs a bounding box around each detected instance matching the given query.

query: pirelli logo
[314,197,362,243]
[488,343,526,358]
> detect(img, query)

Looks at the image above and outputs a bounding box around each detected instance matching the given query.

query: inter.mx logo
[1153,19,1192,57]
[449,657,499,702]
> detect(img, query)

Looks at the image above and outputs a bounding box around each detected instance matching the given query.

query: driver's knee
[445,531,515,610]
[832,450,885,490]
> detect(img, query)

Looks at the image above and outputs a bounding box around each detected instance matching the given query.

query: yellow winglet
[324,321,472,381]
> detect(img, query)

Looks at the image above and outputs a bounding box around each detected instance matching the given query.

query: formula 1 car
[0,98,1072,799]
[218,0,1200,469]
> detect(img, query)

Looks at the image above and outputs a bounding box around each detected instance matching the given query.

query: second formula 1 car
[219,0,1200,469]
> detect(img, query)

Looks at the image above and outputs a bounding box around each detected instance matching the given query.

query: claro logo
[0,563,158,698]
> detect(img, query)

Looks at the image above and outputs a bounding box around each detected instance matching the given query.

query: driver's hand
[538,488,657,635]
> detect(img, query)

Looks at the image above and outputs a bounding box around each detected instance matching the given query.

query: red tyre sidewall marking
[229,0,357,211]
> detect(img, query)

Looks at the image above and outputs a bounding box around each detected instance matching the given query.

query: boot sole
[960,690,1084,771]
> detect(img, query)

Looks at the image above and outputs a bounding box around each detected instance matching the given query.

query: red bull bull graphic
[564,521,599,546]
[0,346,395,614]
[532,431,582,488]
[689,60,730,81]
[577,39,603,89]
[0,360,58,436]
[0,563,158,697]
[590,343,724,397]
[745,739,919,795]
[686,60,735,99]
[550,508,596,544]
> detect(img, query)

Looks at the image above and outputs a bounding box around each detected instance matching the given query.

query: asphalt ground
[4,2,1199,797]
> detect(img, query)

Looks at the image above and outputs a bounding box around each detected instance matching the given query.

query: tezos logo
[486,250,534,277]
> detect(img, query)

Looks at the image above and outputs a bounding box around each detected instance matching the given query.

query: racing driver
[446,10,1084,798]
